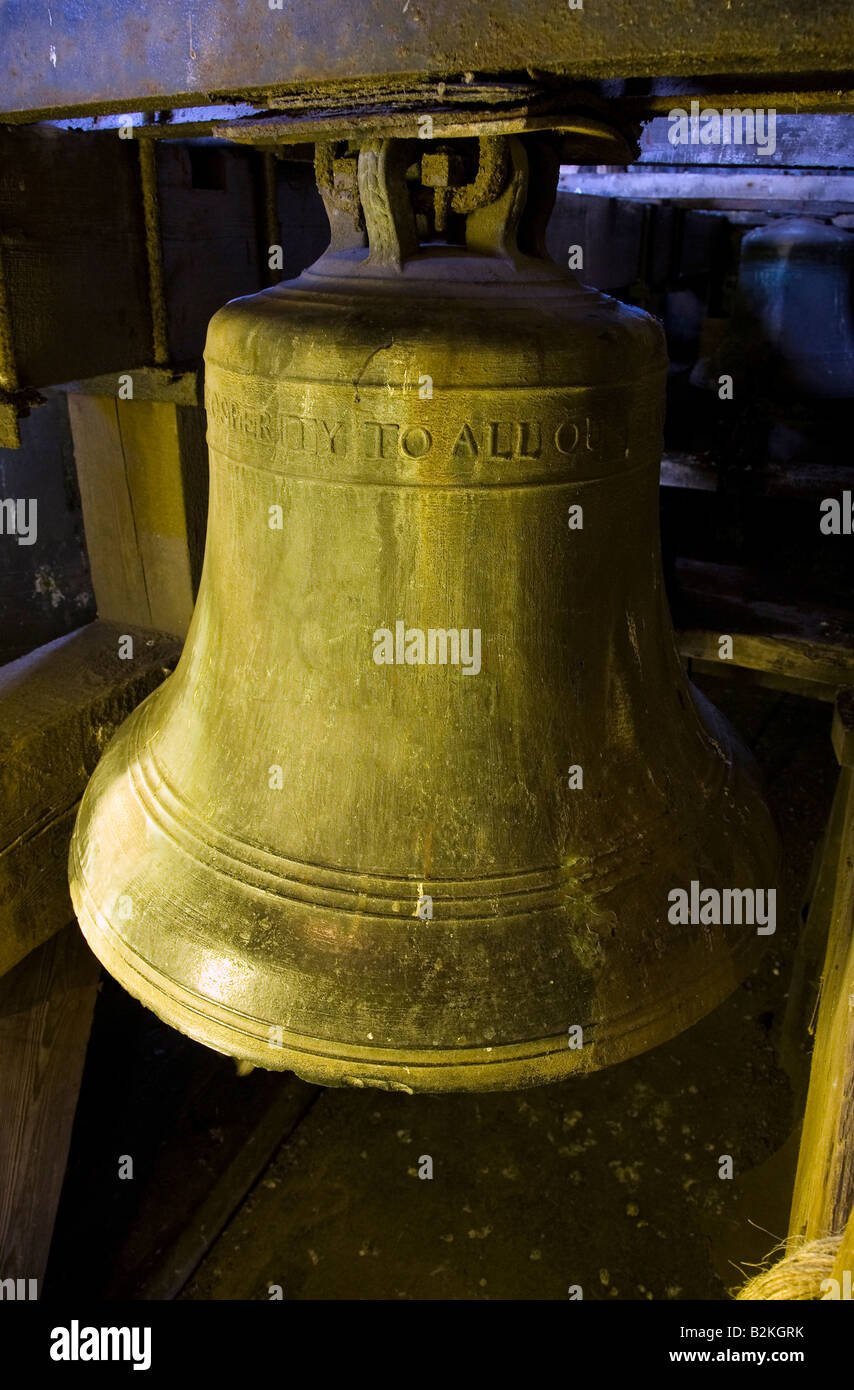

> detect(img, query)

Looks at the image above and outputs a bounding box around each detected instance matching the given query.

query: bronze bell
[69,135,779,1092]
[733,217,854,400]
[693,216,854,462]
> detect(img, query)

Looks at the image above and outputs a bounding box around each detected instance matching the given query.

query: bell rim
[70,862,766,1095]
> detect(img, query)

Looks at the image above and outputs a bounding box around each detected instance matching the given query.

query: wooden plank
[69,392,204,636]
[779,768,853,1095]
[0,621,180,848]
[65,367,199,406]
[639,113,854,169]
[674,559,854,698]
[788,766,854,1241]
[0,922,101,1292]
[67,394,151,630]
[0,399,21,449]
[118,399,196,636]
[679,631,854,698]
[0,620,182,976]
[4,0,854,121]
[661,452,854,500]
[0,807,80,986]
[42,986,320,1300]
[686,660,843,705]
[557,168,854,209]
[831,1205,854,1285]
[832,689,854,770]
[128,1077,319,1300]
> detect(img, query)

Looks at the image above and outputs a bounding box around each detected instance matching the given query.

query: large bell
[693,216,854,463]
[733,217,854,401]
[69,135,779,1092]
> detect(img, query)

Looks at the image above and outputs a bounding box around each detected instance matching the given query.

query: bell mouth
[69,684,777,1095]
[70,853,765,1094]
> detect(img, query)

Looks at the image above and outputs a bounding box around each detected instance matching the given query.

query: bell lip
[70,860,768,1095]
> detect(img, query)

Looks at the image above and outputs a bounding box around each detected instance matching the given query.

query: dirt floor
[45,672,838,1301]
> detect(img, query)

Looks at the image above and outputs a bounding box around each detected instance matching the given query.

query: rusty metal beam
[2,1,854,121]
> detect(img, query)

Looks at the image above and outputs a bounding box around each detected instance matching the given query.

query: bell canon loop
[69,134,780,1092]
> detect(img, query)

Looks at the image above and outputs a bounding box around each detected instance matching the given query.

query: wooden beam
[832,689,854,769]
[68,393,206,637]
[661,452,854,501]
[3,0,854,121]
[788,693,854,1243]
[557,167,854,212]
[43,994,320,1300]
[680,631,854,700]
[831,1204,854,1286]
[638,112,854,166]
[0,399,21,450]
[0,922,101,1293]
[66,396,149,629]
[674,561,854,700]
[120,1076,318,1299]
[0,620,182,978]
[779,762,854,1097]
[65,367,199,406]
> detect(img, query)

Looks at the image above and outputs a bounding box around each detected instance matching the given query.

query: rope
[736,1235,843,1300]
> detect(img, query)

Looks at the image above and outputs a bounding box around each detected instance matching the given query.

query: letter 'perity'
[69,134,779,1092]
